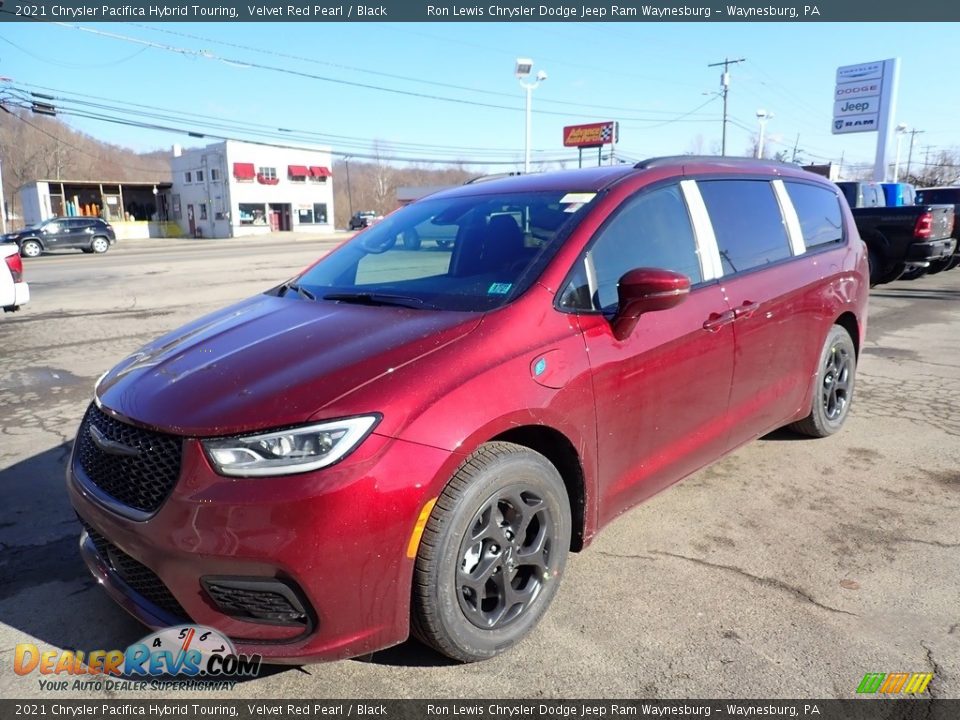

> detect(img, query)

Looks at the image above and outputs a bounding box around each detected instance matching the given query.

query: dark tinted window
[578,184,701,312]
[785,182,844,249]
[698,180,791,274]
[916,188,960,205]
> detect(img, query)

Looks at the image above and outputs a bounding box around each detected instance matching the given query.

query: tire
[20,240,42,258]
[899,266,927,281]
[790,325,857,438]
[411,442,571,663]
[927,255,956,275]
[401,230,422,251]
[91,236,110,254]
[436,239,453,249]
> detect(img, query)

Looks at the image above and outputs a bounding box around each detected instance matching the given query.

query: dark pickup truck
[836,181,956,285]
[915,186,960,273]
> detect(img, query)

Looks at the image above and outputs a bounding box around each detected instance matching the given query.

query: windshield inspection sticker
[559,192,597,212]
[488,282,513,295]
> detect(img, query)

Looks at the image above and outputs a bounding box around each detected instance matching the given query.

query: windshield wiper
[279,282,317,301]
[323,292,437,310]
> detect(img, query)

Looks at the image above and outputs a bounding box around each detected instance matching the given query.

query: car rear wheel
[899,266,927,281]
[411,442,571,662]
[20,240,42,258]
[400,229,422,251]
[91,237,110,254]
[790,325,857,438]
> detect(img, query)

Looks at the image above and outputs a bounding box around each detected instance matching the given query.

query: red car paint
[68,159,868,662]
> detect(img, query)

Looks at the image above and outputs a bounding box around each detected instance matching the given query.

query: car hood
[96,293,483,437]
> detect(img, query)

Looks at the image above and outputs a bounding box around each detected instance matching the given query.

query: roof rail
[634,155,800,170]
[463,171,527,185]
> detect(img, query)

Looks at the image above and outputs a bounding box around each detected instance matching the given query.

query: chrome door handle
[702,310,736,332]
[734,301,761,319]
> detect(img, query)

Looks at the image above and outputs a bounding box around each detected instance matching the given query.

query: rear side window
[784,182,844,249]
[698,180,791,274]
[583,184,703,312]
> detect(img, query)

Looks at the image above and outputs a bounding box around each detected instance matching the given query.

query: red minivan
[68,158,868,663]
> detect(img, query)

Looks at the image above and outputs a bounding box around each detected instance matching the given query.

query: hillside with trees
[1,111,476,230]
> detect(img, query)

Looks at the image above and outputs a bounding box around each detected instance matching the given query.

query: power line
[54,24,721,125]
[127,23,715,119]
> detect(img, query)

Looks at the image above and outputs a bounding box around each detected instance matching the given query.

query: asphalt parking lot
[1,234,957,699]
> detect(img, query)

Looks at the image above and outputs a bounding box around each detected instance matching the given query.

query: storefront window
[297,207,314,224]
[239,203,267,226]
[313,203,328,224]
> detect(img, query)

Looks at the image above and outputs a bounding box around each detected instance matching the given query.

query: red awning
[233,162,255,179]
[288,165,310,177]
[310,166,332,178]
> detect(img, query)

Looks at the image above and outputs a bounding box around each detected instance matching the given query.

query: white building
[170,140,335,238]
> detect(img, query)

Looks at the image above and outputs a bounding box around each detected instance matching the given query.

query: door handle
[734,301,761,320]
[702,310,736,332]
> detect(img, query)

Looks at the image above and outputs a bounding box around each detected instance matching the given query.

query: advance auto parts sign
[563,121,618,148]
[832,61,884,135]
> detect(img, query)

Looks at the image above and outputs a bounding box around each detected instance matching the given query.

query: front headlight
[201,415,380,477]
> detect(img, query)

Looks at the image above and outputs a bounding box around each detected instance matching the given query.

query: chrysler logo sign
[89,424,141,458]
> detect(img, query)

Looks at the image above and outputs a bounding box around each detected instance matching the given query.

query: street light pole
[515,58,547,173]
[755,109,773,159]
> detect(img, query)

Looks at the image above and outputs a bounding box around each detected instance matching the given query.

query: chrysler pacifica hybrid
[69,157,868,663]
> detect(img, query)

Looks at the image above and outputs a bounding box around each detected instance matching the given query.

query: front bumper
[68,428,460,663]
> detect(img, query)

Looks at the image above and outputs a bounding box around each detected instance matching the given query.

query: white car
[1,243,29,313]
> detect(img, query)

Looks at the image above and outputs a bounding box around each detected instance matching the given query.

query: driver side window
[566,184,702,313]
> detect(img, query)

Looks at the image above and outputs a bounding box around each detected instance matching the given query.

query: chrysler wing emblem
[89,424,141,458]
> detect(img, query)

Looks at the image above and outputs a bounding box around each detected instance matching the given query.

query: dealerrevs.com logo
[14,625,261,691]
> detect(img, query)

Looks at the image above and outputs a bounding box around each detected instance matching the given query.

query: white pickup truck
[1,243,29,313]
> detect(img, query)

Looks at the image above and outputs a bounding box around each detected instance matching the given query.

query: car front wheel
[790,325,857,438]
[91,237,110,254]
[20,240,42,258]
[412,442,571,662]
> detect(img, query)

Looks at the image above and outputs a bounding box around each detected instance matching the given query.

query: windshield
[291,190,596,311]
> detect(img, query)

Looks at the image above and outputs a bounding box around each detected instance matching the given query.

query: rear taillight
[4,252,23,283]
[913,211,933,239]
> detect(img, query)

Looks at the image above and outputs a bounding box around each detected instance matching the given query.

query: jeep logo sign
[833,98,878,117]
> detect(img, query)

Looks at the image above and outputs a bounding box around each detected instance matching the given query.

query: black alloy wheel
[412,442,571,662]
[790,325,857,438]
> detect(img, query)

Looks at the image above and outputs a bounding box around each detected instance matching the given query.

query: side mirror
[612,267,691,340]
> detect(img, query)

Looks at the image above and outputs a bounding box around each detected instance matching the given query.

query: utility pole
[343,156,354,218]
[707,57,745,156]
[791,133,801,163]
[0,156,7,235]
[904,129,924,181]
